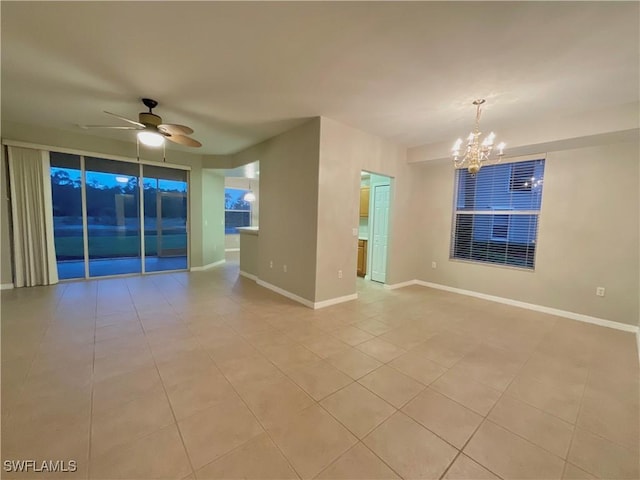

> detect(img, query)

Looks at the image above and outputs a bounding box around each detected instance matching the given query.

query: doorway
[358,171,392,284]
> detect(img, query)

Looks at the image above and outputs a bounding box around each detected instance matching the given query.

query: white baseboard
[225,248,240,252]
[190,259,225,272]
[314,293,358,309]
[253,278,357,309]
[1,283,14,290]
[384,280,418,290]
[256,279,315,308]
[416,280,639,334]
[239,270,257,281]
[386,279,638,335]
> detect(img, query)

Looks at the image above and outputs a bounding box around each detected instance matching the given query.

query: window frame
[449,158,545,270]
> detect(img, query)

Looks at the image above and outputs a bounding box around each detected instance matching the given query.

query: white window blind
[451,159,545,269]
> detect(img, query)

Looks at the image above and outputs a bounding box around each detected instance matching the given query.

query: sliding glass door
[143,165,188,272]
[50,153,84,280]
[49,152,189,279]
[85,157,142,277]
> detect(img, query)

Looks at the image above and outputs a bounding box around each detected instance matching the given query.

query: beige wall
[1,147,13,285]
[233,119,321,302]
[239,231,259,276]
[0,122,223,271]
[415,140,639,326]
[200,169,226,267]
[316,117,417,302]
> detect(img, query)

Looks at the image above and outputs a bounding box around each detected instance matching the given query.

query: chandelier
[452,99,506,175]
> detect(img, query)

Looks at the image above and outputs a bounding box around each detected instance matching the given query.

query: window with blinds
[451,159,545,269]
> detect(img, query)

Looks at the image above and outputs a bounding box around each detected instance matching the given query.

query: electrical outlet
[338,270,343,279]
[269,260,273,269]
[283,265,287,273]
[596,287,605,297]
[431,261,437,269]
[352,228,358,236]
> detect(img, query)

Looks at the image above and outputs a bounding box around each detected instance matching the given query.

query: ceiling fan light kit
[137,130,165,147]
[80,97,202,149]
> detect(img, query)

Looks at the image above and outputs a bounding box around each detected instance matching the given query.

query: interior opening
[358,170,392,285]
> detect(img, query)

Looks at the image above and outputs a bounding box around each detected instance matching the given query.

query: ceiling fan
[80,98,202,148]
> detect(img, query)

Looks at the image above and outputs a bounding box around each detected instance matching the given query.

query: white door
[370,184,390,283]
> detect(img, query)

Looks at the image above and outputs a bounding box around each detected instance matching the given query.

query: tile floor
[1,256,638,479]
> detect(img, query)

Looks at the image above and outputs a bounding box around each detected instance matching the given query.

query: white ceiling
[2,2,638,155]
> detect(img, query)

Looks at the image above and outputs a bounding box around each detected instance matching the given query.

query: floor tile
[178,398,264,470]
[359,366,425,408]
[443,454,500,479]
[302,334,351,358]
[165,370,239,420]
[268,405,357,479]
[506,372,583,424]
[388,350,448,385]
[378,326,430,350]
[155,350,219,388]
[403,388,483,449]
[321,382,396,438]
[415,332,478,367]
[330,326,374,346]
[562,462,596,479]
[316,442,400,479]
[3,266,638,480]
[576,382,639,450]
[90,425,192,479]
[489,395,574,458]
[568,427,639,479]
[326,348,382,379]
[236,375,315,430]
[93,348,156,382]
[430,369,501,416]
[449,344,525,391]
[355,338,406,363]
[286,360,353,400]
[464,420,565,480]
[194,433,297,479]
[2,418,90,479]
[261,344,322,372]
[90,387,175,458]
[363,412,458,479]
[353,318,394,336]
[215,354,282,388]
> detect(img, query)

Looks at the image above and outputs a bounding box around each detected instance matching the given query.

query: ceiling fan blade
[158,123,194,135]
[165,134,202,148]
[103,111,145,128]
[79,124,141,130]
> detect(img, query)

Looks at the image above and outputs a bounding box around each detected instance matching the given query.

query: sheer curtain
[7,146,58,287]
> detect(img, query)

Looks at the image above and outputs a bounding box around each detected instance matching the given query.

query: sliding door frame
[15,139,193,280]
[80,155,90,279]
